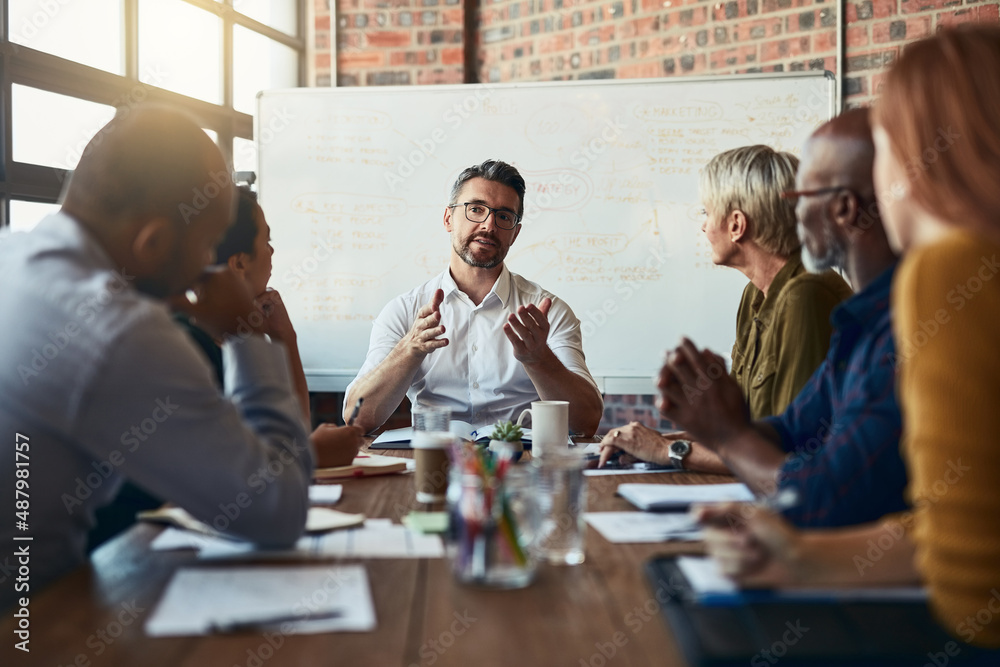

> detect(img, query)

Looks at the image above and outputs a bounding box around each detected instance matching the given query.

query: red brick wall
[308,0,997,432]
[314,0,999,105]
[475,0,999,106]
[314,0,466,87]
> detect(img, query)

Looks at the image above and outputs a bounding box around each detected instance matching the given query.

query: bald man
[654,109,907,528]
[0,107,313,607]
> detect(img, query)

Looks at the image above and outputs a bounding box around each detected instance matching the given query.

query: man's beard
[800,222,845,274]
[454,233,505,269]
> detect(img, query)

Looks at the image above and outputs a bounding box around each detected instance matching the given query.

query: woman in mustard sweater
[697,25,1000,650]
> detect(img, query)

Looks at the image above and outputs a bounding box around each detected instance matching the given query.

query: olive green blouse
[730,256,854,420]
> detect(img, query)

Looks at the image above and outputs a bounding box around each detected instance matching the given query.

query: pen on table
[209,609,345,634]
[680,488,801,535]
[347,397,363,426]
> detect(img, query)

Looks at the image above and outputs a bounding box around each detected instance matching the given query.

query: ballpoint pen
[209,609,345,634]
[347,397,364,426]
[666,488,801,538]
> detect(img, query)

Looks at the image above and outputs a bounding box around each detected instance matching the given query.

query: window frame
[0,0,306,227]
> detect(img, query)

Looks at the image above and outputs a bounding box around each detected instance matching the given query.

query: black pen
[347,397,364,426]
[209,609,345,634]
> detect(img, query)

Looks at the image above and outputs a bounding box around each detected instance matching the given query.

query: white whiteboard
[257,74,835,393]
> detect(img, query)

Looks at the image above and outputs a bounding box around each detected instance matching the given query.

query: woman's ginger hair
[874,25,1000,239]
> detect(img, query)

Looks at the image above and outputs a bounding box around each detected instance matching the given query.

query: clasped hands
[656,337,752,449]
[660,338,800,588]
[402,288,555,363]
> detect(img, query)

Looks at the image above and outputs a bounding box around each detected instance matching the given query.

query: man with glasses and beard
[345,160,603,436]
[653,109,908,528]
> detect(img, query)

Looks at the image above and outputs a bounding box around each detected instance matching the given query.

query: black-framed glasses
[448,202,520,230]
[781,186,855,205]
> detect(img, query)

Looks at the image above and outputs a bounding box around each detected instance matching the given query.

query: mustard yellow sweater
[892,228,1000,648]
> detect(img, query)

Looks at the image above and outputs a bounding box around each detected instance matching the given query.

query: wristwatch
[668,440,692,470]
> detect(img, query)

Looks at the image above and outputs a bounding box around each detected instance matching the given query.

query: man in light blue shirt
[0,107,313,608]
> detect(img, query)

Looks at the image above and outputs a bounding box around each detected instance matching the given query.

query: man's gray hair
[449,160,526,221]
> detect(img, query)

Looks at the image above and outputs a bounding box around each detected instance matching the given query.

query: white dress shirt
[0,213,313,606]
[347,266,598,426]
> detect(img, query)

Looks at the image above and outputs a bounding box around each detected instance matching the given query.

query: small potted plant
[488,420,525,461]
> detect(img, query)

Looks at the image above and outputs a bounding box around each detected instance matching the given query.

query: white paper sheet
[676,556,928,603]
[152,520,444,560]
[309,484,343,504]
[151,527,220,552]
[584,466,682,477]
[145,564,376,636]
[617,482,755,511]
[584,512,701,542]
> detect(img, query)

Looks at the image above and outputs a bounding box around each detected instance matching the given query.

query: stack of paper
[151,518,444,560]
[617,482,754,511]
[309,484,343,504]
[584,512,701,542]
[676,556,928,605]
[145,565,376,636]
[139,505,364,536]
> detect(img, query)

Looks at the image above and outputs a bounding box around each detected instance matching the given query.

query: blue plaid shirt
[763,263,908,528]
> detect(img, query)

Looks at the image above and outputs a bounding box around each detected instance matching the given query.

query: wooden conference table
[4,446,737,667]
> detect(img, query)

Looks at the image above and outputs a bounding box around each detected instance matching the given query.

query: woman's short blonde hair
[700,145,800,258]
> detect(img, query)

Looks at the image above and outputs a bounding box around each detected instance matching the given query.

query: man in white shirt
[345,160,603,435]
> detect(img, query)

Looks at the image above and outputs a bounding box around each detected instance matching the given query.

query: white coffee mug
[516,400,569,458]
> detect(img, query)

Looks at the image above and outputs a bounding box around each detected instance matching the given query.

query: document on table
[617,482,755,511]
[152,518,444,559]
[145,564,375,636]
[309,484,343,504]
[584,512,701,542]
[372,421,568,446]
[372,421,493,446]
[676,556,928,605]
[584,465,682,477]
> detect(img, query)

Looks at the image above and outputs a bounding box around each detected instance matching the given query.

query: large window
[0,0,306,231]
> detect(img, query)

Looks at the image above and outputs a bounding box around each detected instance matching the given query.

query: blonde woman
[699,26,1000,650]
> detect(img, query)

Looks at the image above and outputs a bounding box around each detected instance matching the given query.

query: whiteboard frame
[257,72,837,395]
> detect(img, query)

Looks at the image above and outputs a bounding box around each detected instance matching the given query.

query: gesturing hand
[656,338,751,450]
[401,288,448,358]
[504,297,553,365]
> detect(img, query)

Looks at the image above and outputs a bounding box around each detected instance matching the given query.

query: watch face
[670,440,692,457]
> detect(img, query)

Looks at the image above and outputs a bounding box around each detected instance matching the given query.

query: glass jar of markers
[447,445,538,589]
